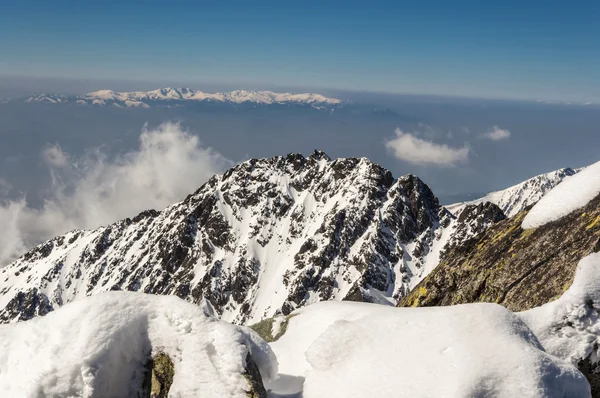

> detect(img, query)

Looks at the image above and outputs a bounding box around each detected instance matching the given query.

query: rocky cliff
[400,194,600,311]
[0,151,503,324]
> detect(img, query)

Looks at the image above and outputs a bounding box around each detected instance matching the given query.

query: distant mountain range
[21,88,344,109]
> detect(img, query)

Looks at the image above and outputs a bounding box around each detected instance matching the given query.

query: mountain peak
[1,152,501,325]
[308,150,331,161]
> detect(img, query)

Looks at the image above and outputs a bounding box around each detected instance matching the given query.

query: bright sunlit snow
[0,292,277,398]
[520,252,600,368]
[270,301,589,398]
[522,161,600,229]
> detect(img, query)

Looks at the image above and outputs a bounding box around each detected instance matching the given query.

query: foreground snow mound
[522,160,600,229]
[271,301,589,398]
[0,292,277,398]
[520,252,600,367]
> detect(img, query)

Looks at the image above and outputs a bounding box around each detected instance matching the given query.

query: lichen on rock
[399,194,600,311]
[140,351,174,398]
[249,314,295,342]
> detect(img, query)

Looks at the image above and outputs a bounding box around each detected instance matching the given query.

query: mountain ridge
[447,167,579,218]
[23,87,344,109]
[0,151,504,325]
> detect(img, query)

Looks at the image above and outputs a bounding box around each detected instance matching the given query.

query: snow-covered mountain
[3,158,600,397]
[0,151,501,325]
[24,88,343,109]
[447,167,579,218]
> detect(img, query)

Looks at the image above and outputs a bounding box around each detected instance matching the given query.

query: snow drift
[520,252,600,368]
[270,301,589,398]
[0,292,277,398]
[523,160,600,229]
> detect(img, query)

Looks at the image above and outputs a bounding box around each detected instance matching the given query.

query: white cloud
[385,128,470,167]
[0,122,231,266]
[42,144,69,168]
[0,178,11,196]
[482,126,511,141]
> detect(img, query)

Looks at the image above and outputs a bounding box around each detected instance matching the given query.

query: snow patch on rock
[522,161,600,229]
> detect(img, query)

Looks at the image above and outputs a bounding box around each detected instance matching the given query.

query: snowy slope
[522,161,600,229]
[269,252,600,397]
[448,167,578,218]
[268,301,589,398]
[520,252,600,369]
[23,87,343,109]
[0,292,276,397]
[0,152,501,325]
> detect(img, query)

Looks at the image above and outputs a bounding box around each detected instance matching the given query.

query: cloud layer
[42,144,69,168]
[482,126,511,141]
[385,128,470,167]
[0,122,231,266]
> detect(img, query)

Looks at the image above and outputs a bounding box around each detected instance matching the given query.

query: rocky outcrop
[243,354,269,398]
[400,193,600,396]
[443,202,506,253]
[249,314,295,343]
[142,352,175,398]
[0,288,53,323]
[139,351,267,398]
[399,194,600,312]
[578,354,600,398]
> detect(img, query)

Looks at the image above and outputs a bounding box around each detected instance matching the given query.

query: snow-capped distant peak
[86,89,117,98]
[25,94,68,104]
[24,87,344,108]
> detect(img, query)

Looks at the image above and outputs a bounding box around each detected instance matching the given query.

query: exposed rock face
[249,314,295,343]
[0,152,503,325]
[141,352,175,398]
[243,354,269,398]
[0,288,53,323]
[578,354,600,398]
[399,194,600,312]
[140,351,268,398]
[444,202,506,253]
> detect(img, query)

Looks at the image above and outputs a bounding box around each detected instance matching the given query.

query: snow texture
[520,252,600,368]
[448,167,578,218]
[270,301,589,398]
[522,161,600,229]
[0,292,277,398]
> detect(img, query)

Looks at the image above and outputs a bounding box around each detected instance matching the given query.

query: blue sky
[1,0,598,102]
